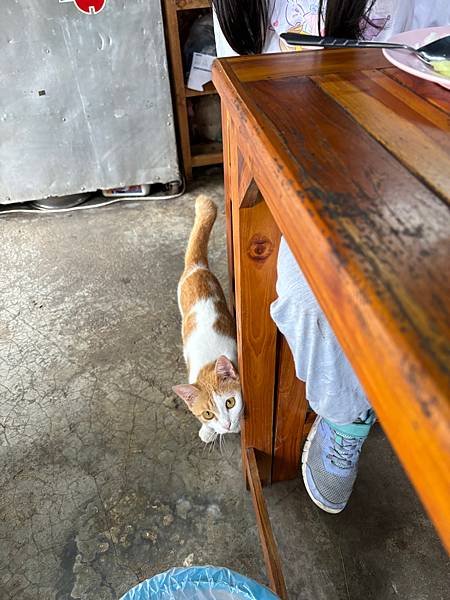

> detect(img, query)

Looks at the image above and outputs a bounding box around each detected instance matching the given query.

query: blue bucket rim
[120,565,280,600]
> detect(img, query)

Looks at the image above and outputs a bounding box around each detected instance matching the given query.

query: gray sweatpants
[270,238,371,425]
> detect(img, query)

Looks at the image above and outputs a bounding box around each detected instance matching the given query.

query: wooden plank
[225,48,390,82]
[272,335,308,483]
[222,111,251,488]
[191,152,223,167]
[237,150,255,206]
[191,143,223,167]
[213,56,450,550]
[314,69,450,201]
[246,448,288,600]
[221,106,236,312]
[232,181,281,485]
[162,0,193,178]
[185,82,217,97]
[383,67,450,113]
[176,0,211,10]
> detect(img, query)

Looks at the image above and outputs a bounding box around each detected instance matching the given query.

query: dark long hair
[213,0,268,55]
[213,0,378,55]
[318,0,377,38]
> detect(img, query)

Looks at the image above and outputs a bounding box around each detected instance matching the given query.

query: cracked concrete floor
[0,171,448,600]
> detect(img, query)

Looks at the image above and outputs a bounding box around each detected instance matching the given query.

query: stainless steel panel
[0,0,180,203]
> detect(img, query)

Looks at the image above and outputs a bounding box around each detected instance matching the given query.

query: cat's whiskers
[209,433,217,454]
[201,439,209,456]
[222,436,229,459]
[224,433,233,459]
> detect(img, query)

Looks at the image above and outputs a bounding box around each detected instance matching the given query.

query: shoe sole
[301,417,343,514]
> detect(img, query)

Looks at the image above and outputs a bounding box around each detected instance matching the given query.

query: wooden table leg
[231,166,281,484]
[221,105,236,312]
[272,335,309,483]
[247,448,288,599]
[223,113,288,596]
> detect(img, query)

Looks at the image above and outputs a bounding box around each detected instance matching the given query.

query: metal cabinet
[0,0,180,203]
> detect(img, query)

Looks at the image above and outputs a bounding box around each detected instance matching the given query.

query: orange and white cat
[173,195,243,443]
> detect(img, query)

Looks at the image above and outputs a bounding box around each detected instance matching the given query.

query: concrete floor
[0,171,448,600]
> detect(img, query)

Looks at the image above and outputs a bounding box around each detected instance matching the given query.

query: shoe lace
[327,434,362,469]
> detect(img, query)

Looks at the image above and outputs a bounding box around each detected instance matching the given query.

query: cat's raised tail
[185,195,218,269]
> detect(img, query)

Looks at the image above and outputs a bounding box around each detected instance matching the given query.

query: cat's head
[173,356,243,438]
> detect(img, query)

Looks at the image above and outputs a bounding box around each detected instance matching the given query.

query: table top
[213,50,450,550]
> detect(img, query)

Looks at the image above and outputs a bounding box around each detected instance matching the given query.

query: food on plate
[432,60,450,77]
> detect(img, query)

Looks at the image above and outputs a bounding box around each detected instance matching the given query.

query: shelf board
[185,81,217,98]
[191,142,223,167]
[176,0,211,10]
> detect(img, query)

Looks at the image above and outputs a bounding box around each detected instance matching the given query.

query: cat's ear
[215,356,238,381]
[172,384,199,408]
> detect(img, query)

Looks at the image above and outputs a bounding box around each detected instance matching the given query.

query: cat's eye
[202,410,214,420]
[226,397,236,409]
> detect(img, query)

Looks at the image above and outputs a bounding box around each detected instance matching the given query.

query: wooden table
[212,50,450,598]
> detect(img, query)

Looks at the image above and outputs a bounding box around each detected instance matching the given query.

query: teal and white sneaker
[302,412,375,513]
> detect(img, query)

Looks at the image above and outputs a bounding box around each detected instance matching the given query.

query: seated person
[213,0,450,513]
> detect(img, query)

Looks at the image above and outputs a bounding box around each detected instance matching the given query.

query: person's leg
[270,238,375,512]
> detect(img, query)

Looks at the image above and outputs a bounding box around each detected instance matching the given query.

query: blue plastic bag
[120,566,280,600]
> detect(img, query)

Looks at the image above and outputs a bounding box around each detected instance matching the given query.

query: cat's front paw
[199,424,217,444]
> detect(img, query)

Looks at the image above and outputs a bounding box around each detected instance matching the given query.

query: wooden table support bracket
[246,447,288,600]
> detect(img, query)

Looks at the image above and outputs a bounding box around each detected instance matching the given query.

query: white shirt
[214,0,450,57]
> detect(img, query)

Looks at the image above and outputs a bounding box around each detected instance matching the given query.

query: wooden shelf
[176,0,212,10]
[191,142,223,167]
[163,0,222,179]
[185,81,217,97]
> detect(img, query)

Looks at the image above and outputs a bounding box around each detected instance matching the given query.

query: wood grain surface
[175,0,211,9]
[246,448,288,599]
[314,69,450,200]
[232,176,281,484]
[273,335,309,483]
[383,67,450,112]
[221,106,236,311]
[226,47,390,81]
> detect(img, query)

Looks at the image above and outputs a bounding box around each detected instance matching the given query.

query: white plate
[383,26,450,90]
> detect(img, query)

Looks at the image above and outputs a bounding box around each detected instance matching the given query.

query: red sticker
[72,0,106,14]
